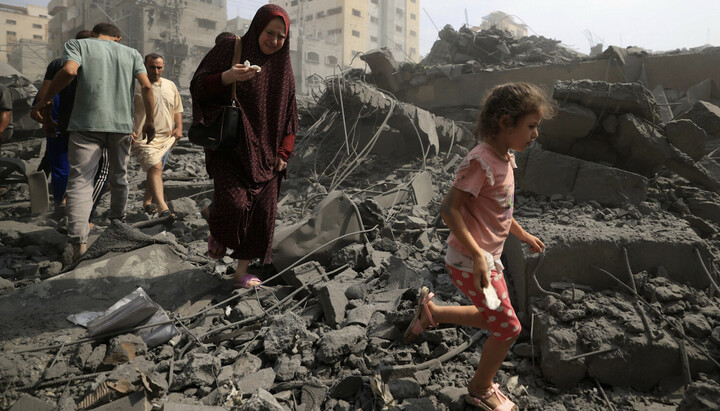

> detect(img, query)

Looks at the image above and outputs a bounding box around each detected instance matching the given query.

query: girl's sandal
[403,286,438,344]
[465,383,517,411]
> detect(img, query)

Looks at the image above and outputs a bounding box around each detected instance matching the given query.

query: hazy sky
[10,0,720,56]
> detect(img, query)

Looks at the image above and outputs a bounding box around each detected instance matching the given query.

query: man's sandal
[465,383,517,411]
[403,286,438,344]
[143,203,158,215]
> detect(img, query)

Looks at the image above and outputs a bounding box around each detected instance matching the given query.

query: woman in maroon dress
[190,4,297,288]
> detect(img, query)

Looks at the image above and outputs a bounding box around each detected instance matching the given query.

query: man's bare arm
[31,80,52,123]
[33,61,79,125]
[136,73,155,143]
[172,112,182,139]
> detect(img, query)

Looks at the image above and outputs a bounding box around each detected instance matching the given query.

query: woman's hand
[221,64,258,85]
[275,157,287,172]
[523,234,545,253]
[472,252,490,291]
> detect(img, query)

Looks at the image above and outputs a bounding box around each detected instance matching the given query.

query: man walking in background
[32,30,110,221]
[131,53,183,218]
[34,22,155,260]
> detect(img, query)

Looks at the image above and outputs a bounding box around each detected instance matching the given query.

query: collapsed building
[2,24,720,410]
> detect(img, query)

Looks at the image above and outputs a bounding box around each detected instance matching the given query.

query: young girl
[404,83,555,410]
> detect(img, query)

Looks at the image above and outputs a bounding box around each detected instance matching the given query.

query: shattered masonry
[2,24,720,410]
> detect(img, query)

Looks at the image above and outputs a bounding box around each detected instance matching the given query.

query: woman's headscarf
[190,4,298,184]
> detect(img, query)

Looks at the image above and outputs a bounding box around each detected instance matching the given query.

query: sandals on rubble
[143,203,158,215]
[207,234,226,259]
[403,286,438,344]
[465,383,517,411]
[158,209,176,219]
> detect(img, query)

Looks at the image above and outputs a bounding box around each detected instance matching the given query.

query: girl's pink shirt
[447,142,516,261]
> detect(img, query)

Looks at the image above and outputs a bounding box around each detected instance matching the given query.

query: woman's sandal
[465,383,517,411]
[207,234,226,259]
[403,286,438,344]
[234,274,262,289]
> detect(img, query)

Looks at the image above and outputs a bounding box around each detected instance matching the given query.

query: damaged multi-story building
[0,3,49,82]
[271,0,420,95]
[46,0,227,86]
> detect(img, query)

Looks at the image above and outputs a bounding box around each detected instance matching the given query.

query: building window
[305,14,313,21]
[411,0,416,2]
[33,35,43,39]
[410,13,416,20]
[306,51,320,64]
[327,7,342,16]
[410,47,417,55]
[410,30,417,36]
[196,18,216,30]
[352,8,361,17]
[396,8,403,15]
[370,35,378,42]
[328,28,342,36]
[291,0,298,6]
[7,31,16,36]
[396,25,402,32]
[33,24,42,29]
[370,16,378,23]
[6,19,16,25]
[352,30,360,37]
[325,55,337,65]
[371,0,378,3]
[316,11,325,18]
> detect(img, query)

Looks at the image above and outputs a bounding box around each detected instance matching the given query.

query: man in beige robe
[131,53,183,217]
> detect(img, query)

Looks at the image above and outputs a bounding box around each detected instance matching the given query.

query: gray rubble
[3,26,720,411]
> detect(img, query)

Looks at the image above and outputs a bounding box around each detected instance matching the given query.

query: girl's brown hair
[474,82,556,142]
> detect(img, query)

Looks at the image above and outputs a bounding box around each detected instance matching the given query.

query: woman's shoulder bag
[188,36,244,151]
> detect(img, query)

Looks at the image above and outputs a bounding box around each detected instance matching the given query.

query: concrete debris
[421,25,581,68]
[0,70,40,139]
[5,20,720,411]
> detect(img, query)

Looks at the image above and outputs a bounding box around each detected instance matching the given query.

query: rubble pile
[420,25,583,69]
[3,29,720,411]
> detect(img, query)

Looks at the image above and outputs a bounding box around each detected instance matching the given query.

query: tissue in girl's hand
[483,284,501,310]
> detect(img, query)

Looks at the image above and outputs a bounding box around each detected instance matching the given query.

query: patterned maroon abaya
[190,4,298,263]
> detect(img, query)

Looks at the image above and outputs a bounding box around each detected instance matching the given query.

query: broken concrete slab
[320,78,469,156]
[553,80,662,124]
[238,389,285,411]
[678,100,720,139]
[613,113,720,191]
[272,191,364,272]
[537,102,597,153]
[651,85,674,124]
[314,281,349,327]
[236,368,276,395]
[515,145,648,207]
[504,211,713,314]
[0,244,220,349]
[360,48,401,93]
[281,261,328,291]
[666,119,709,160]
[8,394,54,411]
[316,325,367,364]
